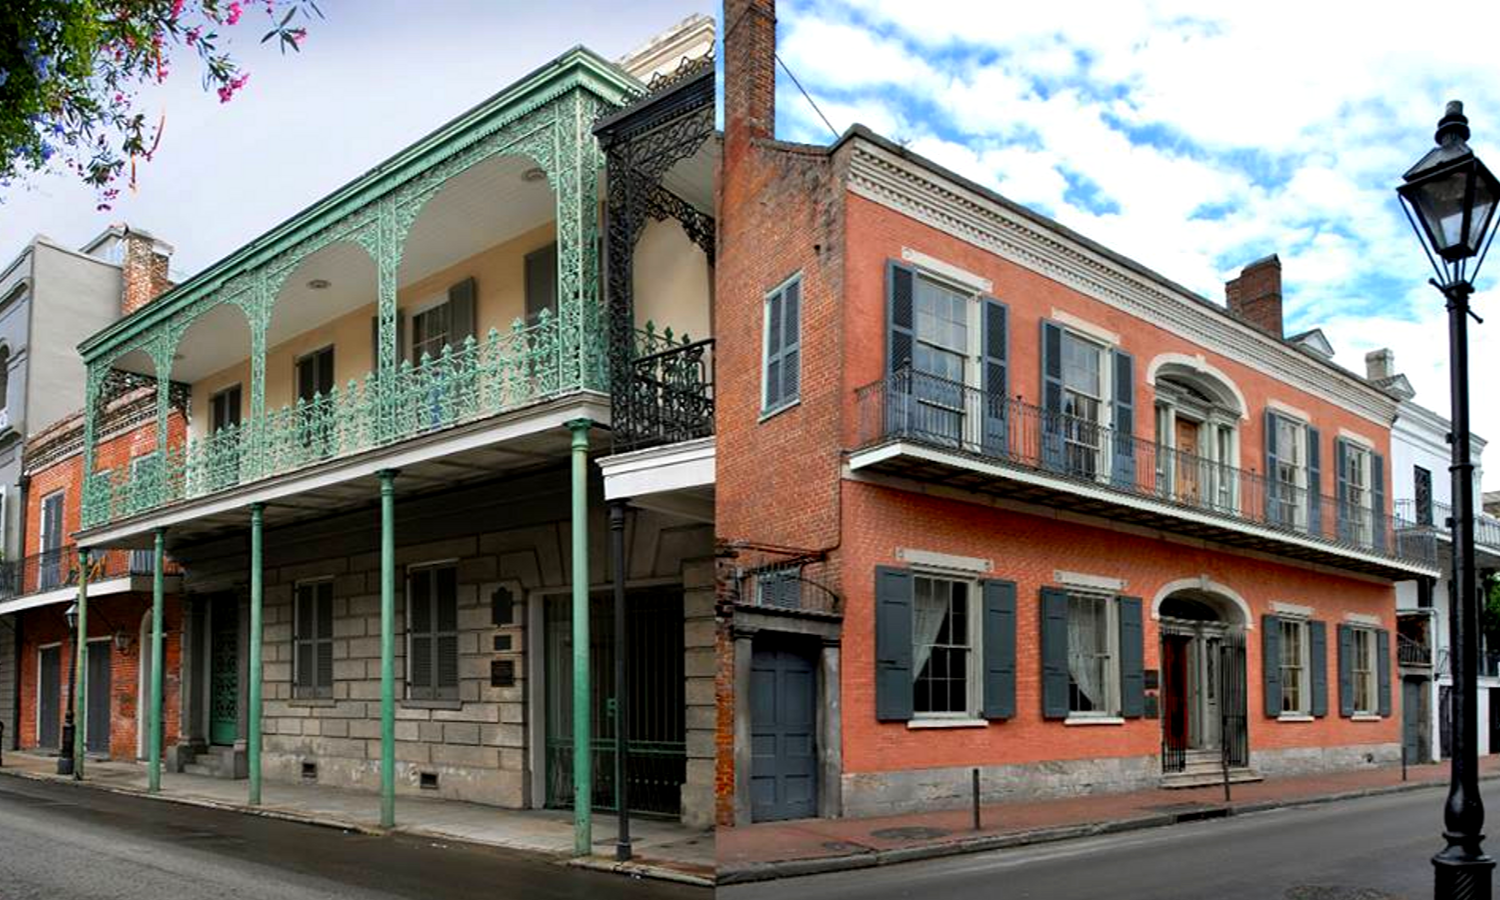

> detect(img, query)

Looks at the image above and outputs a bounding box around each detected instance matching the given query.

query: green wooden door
[210,596,239,745]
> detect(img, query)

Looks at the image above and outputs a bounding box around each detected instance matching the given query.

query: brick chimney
[1365,348,1397,381]
[1225,254,1283,337]
[723,0,776,156]
[120,227,172,317]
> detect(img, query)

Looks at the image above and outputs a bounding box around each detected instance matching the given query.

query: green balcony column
[377,470,398,828]
[567,418,592,856]
[149,527,166,793]
[73,548,90,780]
[247,504,265,805]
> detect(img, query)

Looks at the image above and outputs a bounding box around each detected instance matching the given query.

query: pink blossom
[186,27,200,46]
[226,2,243,25]
[290,28,305,46]
[171,0,185,17]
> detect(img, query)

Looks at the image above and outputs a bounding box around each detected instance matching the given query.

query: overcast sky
[773,0,1500,490]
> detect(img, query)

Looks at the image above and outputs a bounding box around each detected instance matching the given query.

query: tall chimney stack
[1365,348,1397,382]
[723,0,776,157]
[1225,254,1283,338]
[120,226,173,317]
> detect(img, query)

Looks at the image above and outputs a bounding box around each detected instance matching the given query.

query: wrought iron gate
[1161,634,1188,773]
[1161,630,1248,772]
[545,589,686,817]
[1219,630,1249,769]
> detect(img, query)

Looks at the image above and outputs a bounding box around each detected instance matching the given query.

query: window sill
[907,717,989,730]
[1277,713,1314,723]
[758,399,800,424]
[1064,716,1125,726]
[1351,713,1383,722]
[401,699,463,711]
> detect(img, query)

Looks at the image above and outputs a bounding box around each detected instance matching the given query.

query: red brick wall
[16,594,183,760]
[839,482,1398,775]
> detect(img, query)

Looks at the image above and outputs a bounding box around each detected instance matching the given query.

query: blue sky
[771,0,1500,489]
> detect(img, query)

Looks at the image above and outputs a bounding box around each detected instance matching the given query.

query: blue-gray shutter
[1306,426,1322,538]
[447,277,477,347]
[1337,624,1355,717]
[1262,614,1281,717]
[981,298,1008,456]
[1371,451,1386,552]
[886,262,916,436]
[764,289,783,409]
[1040,321,1065,472]
[1335,438,1352,544]
[1040,587,1070,719]
[1377,628,1392,716]
[1264,409,1280,524]
[875,566,914,722]
[781,278,801,404]
[981,579,1016,720]
[1111,349,1136,488]
[1118,596,1144,718]
[1309,619,1328,717]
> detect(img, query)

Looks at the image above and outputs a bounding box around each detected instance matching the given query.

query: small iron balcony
[611,326,714,452]
[0,545,181,601]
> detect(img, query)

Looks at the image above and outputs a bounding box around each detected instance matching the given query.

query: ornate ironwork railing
[1395,498,1500,551]
[1399,632,1434,667]
[854,368,1434,566]
[0,545,181,600]
[82,309,592,529]
[613,324,713,451]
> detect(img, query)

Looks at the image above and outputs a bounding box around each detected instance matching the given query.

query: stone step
[1161,768,1263,789]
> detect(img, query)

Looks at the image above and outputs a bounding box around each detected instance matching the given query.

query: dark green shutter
[874,566,914,721]
[1307,427,1322,537]
[524,242,558,323]
[1371,452,1387,552]
[1377,628,1392,716]
[1337,624,1354,717]
[1040,587,1070,719]
[1111,350,1136,488]
[781,279,801,403]
[1335,438,1351,544]
[981,579,1016,720]
[1118,596,1144,718]
[1264,409,1280,523]
[447,277,477,347]
[981,298,1008,455]
[764,290,784,408]
[1040,322,1065,472]
[887,262,916,375]
[1309,619,1328,717]
[1262,614,1282,717]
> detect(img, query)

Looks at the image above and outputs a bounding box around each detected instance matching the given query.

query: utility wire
[775,53,840,141]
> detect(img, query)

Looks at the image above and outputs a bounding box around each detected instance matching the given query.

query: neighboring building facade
[1374,348,1500,763]
[715,0,1437,825]
[0,226,174,751]
[67,21,719,833]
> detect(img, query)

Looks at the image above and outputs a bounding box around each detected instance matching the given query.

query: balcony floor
[848,439,1439,582]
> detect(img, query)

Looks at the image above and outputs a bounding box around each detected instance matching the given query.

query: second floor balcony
[0,545,182,612]
[852,368,1437,580]
[1395,498,1500,562]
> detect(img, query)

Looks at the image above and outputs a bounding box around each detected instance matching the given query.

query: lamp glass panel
[1409,166,1474,255]
[1467,165,1498,251]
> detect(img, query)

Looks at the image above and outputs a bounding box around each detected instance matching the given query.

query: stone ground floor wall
[171,464,715,823]
[14,593,184,760]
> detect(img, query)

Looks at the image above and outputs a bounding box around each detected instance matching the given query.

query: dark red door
[1162,635,1190,763]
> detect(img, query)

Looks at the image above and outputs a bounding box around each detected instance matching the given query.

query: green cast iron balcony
[82,307,601,529]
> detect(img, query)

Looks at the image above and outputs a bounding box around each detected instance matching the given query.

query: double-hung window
[1067,590,1117,716]
[1352,627,1376,715]
[1279,617,1310,715]
[912,575,976,717]
[1061,332,1106,479]
[407,563,460,702]
[1344,444,1373,545]
[293,580,334,700]
[910,277,969,443]
[1272,414,1307,529]
[762,275,802,414]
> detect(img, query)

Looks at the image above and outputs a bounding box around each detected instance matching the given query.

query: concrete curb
[716,773,1500,886]
[0,765,711,889]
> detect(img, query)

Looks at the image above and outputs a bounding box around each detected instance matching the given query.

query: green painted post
[378,470,398,828]
[149,528,166,792]
[567,419,592,856]
[248,504,265,805]
[74,548,90,779]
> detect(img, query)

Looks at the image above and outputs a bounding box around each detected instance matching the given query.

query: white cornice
[845,139,1399,427]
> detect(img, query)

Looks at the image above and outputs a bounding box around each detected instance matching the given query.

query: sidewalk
[717,757,1500,884]
[0,752,713,887]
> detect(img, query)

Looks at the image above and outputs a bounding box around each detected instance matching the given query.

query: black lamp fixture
[1398,100,1500,900]
[57,602,79,777]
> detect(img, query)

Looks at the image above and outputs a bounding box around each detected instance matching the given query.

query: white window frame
[760,273,804,415]
[1066,589,1120,718]
[1272,413,1309,529]
[1345,443,1374,546]
[1059,329,1113,484]
[1352,626,1377,715]
[910,572,982,720]
[1279,616,1311,716]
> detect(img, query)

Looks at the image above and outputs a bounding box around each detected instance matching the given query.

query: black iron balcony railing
[1394,498,1500,550]
[612,328,714,452]
[0,545,180,601]
[854,368,1433,565]
[1400,632,1434,667]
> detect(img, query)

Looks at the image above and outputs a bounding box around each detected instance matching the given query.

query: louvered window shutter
[436,566,460,699]
[1371,452,1387,552]
[1118,596,1144,718]
[448,277,477,347]
[780,279,801,404]
[981,579,1016,720]
[525,243,558,324]
[1262,614,1281,717]
[763,289,783,409]
[1337,624,1354,717]
[316,582,334,698]
[1309,620,1328,717]
[885,262,917,437]
[1111,350,1136,488]
[1040,587,1070,719]
[1377,628,1392,716]
[409,569,433,700]
[981,298,1008,455]
[1040,322,1065,472]
[1264,409,1280,524]
[295,586,315,696]
[1307,427,1322,537]
[874,566,914,722]
[1335,438,1352,544]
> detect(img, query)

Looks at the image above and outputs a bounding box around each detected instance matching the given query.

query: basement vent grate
[420,772,439,790]
[301,761,317,781]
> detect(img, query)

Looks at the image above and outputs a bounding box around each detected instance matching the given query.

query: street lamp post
[1397,99,1500,900]
[57,602,78,777]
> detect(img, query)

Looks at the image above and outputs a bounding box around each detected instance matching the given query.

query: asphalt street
[0,774,706,900]
[723,781,1500,900]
